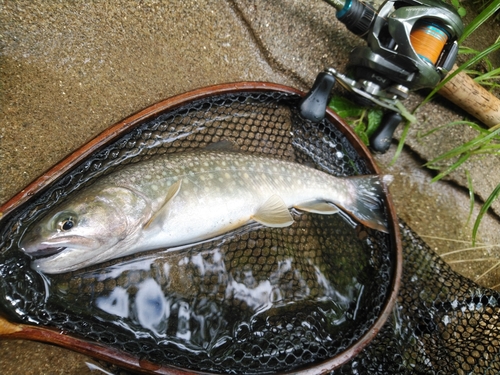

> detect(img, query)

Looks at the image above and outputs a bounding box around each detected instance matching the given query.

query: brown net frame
[0,84,497,374]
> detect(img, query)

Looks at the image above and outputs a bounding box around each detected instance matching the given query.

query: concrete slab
[1,1,500,373]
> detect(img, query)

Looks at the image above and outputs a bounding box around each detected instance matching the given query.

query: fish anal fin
[144,179,182,229]
[252,195,294,227]
[294,200,339,215]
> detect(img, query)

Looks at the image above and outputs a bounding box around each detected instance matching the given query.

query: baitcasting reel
[300,0,463,152]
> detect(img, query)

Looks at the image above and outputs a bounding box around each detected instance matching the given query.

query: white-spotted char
[20,150,391,274]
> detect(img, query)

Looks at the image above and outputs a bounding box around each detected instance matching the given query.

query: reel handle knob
[369,112,403,153]
[299,71,336,123]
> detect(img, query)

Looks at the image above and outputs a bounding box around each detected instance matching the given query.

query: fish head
[20,186,150,274]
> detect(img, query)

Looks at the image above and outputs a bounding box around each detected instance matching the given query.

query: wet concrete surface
[1,1,500,374]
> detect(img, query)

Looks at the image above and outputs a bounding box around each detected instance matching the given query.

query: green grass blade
[418,120,487,138]
[474,66,500,82]
[472,181,500,245]
[390,120,411,165]
[420,40,500,107]
[459,46,482,55]
[430,152,470,182]
[425,127,500,165]
[460,0,500,43]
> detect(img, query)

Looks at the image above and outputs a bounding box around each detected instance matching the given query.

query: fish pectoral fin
[252,195,294,227]
[294,200,339,215]
[144,179,182,229]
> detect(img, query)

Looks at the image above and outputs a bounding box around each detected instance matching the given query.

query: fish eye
[59,218,75,231]
[52,211,78,232]
[48,210,79,232]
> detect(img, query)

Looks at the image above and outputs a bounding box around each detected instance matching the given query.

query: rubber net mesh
[0,90,499,374]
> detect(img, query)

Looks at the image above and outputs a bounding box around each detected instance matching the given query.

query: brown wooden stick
[439,65,500,128]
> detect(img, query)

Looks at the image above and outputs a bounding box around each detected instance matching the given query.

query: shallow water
[40,212,379,371]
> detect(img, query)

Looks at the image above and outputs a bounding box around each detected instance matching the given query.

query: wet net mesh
[0,89,499,374]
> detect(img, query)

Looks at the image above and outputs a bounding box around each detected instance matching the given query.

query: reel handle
[369,112,403,153]
[439,65,500,128]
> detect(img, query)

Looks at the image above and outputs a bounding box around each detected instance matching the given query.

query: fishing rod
[301,0,500,152]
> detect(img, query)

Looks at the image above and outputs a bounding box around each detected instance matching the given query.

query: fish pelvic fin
[342,175,392,233]
[294,200,339,214]
[252,195,294,227]
[144,179,182,229]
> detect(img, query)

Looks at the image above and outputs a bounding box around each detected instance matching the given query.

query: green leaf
[328,96,364,118]
[366,109,383,137]
[356,130,370,146]
[354,121,369,145]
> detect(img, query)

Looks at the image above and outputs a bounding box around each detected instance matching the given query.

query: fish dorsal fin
[144,179,182,229]
[294,200,339,215]
[252,195,294,227]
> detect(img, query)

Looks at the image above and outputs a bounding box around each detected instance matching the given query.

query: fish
[19,150,391,274]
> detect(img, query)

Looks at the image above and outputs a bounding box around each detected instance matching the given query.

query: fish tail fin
[341,175,393,232]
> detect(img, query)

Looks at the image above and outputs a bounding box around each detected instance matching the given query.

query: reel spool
[410,20,450,66]
[347,0,463,93]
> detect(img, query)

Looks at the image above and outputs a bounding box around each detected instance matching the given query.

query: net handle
[0,314,195,375]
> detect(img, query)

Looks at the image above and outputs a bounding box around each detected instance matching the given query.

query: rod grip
[439,65,500,128]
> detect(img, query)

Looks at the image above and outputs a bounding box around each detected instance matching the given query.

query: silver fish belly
[20,150,390,274]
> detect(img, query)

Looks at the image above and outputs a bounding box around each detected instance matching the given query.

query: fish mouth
[32,247,103,274]
[20,234,98,255]
[28,246,67,259]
